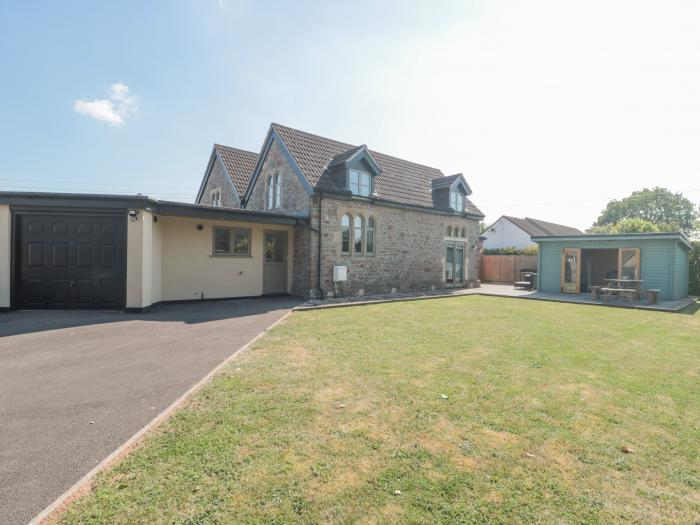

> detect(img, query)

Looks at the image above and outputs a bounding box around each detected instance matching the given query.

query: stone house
[196,123,484,299]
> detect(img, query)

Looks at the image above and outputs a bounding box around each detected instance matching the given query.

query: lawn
[60,296,699,524]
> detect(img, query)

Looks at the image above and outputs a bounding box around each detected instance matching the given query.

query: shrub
[690,242,700,296]
[483,245,538,256]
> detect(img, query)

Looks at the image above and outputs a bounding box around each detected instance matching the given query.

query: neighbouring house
[481,215,583,250]
[196,123,484,298]
[0,123,483,312]
[535,232,692,301]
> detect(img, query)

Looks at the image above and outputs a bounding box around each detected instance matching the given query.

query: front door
[263,230,288,294]
[445,242,465,288]
[561,248,581,293]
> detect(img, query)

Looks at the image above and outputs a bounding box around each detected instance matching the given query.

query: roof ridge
[214,144,260,156]
[271,122,444,174]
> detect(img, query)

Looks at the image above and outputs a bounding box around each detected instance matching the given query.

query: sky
[1,0,699,230]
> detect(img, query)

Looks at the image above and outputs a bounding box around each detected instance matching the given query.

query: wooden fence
[480,255,538,284]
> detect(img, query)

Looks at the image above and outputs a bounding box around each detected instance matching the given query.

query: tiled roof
[270,123,483,216]
[504,216,583,236]
[214,144,259,197]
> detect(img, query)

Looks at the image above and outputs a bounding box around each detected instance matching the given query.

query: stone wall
[305,196,480,298]
[198,157,241,209]
[246,139,310,217]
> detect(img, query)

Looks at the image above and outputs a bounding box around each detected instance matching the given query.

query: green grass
[60,297,700,524]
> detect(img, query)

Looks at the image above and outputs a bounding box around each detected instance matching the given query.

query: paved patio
[295,283,697,312]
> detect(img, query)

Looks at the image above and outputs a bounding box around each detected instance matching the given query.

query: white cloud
[74,83,139,126]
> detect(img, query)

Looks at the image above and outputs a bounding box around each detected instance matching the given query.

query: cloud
[74,83,139,126]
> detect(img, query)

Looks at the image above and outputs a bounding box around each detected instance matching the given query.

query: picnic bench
[600,278,643,301]
[595,279,661,304]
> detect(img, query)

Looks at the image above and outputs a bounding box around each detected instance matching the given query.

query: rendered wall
[158,216,294,302]
[482,217,534,250]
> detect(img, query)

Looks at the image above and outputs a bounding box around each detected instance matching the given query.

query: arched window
[447,226,452,237]
[461,227,466,237]
[274,173,281,208]
[354,215,364,255]
[366,217,375,255]
[267,175,274,209]
[341,214,351,254]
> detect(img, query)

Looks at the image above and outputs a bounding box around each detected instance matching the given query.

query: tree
[593,187,697,233]
[587,218,660,235]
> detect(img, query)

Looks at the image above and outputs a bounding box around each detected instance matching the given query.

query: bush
[483,245,538,256]
[690,242,700,296]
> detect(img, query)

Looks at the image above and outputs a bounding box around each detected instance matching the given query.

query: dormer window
[450,191,464,212]
[349,169,372,197]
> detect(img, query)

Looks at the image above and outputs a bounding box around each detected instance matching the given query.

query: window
[211,189,221,208]
[274,173,281,208]
[461,227,466,237]
[447,226,452,236]
[450,191,464,211]
[349,169,372,197]
[366,217,375,255]
[212,227,251,256]
[267,175,274,209]
[354,215,364,255]
[267,172,282,209]
[341,214,351,254]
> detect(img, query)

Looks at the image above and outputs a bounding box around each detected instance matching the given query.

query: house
[534,232,692,300]
[481,215,583,250]
[195,123,484,298]
[0,123,483,312]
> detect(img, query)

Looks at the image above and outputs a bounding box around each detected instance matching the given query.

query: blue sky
[1,1,699,228]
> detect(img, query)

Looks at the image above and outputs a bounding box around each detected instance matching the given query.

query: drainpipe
[317,192,323,298]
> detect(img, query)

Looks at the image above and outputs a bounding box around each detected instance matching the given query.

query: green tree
[587,218,661,235]
[594,187,697,233]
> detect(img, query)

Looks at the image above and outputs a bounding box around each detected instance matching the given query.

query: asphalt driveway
[0,296,299,525]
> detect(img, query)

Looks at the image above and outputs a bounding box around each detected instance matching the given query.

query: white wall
[158,216,294,303]
[482,217,534,250]
[0,205,10,308]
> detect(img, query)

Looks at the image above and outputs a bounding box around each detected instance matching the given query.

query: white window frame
[211,189,222,208]
[212,226,252,257]
[450,191,464,212]
[349,169,372,197]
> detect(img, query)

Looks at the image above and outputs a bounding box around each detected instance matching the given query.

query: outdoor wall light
[196,224,204,231]
[128,210,138,222]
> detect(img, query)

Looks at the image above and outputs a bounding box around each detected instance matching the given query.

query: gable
[270,123,483,216]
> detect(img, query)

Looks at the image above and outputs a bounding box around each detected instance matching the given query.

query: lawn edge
[30,309,294,525]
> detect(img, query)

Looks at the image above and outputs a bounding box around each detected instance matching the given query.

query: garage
[14,212,126,309]
[0,193,301,312]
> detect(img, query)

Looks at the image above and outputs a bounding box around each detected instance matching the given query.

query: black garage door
[14,213,126,309]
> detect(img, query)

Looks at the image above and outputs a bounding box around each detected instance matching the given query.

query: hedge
[690,241,700,296]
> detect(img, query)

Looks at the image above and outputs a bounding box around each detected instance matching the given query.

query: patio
[295,283,697,312]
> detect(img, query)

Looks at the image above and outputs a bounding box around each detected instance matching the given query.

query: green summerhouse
[533,233,692,301]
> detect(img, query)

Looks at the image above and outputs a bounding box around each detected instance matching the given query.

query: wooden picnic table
[600,279,643,301]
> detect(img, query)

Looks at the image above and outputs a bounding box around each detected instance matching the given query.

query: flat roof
[0,192,305,225]
[532,232,693,250]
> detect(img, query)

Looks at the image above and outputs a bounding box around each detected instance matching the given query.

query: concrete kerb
[30,310,293,525]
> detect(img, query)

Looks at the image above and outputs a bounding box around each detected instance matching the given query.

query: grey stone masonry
[292,195,481,298]
[198,157,241,208]
[246,139,310,216]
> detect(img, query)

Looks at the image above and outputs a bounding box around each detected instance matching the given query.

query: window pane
[232,229,250,255]
[360,173,371,196]
[620,249,639,279]
[267,176,274,208]
[354,216,363,254]
[349,170,359,194]
[341,214,350,253]
[214,228,230,254]
[274,174,281,208]
[366,218,375,254]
